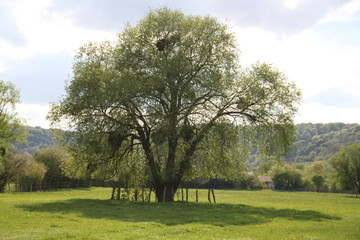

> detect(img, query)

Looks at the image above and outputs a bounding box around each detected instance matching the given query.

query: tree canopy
[330,143,360,195]
[49,8,301,202]
[0,80,26,192]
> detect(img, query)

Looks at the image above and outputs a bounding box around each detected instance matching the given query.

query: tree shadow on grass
[344,195,359,199]
[17,199,340,226]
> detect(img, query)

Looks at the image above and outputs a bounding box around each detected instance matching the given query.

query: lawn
[0,188,359,239]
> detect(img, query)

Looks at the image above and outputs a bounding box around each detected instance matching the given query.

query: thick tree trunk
[111,187,116,199]
[116,187,121,200]
[0,183,5,193]
[155,183,179,202]
[0,176,8,193]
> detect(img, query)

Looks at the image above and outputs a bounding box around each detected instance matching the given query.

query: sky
[1,0,360,128]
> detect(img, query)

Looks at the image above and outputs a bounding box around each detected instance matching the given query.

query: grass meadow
[0,187,359,239]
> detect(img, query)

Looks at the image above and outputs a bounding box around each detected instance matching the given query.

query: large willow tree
[49,8,301,202]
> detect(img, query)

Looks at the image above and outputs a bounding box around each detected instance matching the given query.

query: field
[0,188,359,239]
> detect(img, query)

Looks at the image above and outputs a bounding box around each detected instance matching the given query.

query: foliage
[303,161,327,191]
[190,123,249,182]
[234,173,264,189]
[0,149,24,193]
[8,150,46,186]
[0,81,26,147]
[33,146,71,183]
[329,143,360,195]
[59,130,150,200]
[0,81,26,193]
[311,175,325,192]
[304,161,324,176]
[49,8,300,202]
[269,164,303,190]
[257,159,278,174]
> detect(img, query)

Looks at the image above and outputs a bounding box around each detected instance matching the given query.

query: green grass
[0,188,359,239]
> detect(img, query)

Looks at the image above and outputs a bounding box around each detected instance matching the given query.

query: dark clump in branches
[155,35,180,51]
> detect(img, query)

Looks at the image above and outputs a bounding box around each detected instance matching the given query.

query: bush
[269,164,303,190]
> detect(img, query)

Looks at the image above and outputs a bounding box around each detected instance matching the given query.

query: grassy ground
[0,188,359,239]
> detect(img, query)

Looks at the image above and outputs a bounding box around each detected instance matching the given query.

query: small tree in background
[330,144,360,196]
[9,151,46,191]
[33,146,70,184]
[303,161,326,191]
[311,175,325,192]
[269,164,303,190]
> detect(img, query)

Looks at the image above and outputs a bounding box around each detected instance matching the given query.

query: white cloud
[232,20,360,123]
[320,0,360,23]
[296,102,360,123]
[16,103,51,128]
[283,0,299,10]
[234,24,360,94]
[3,0,116,61]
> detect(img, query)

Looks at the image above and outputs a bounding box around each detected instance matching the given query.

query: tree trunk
[196,189,198,203]
[134,188,139,201]
[155,184,178,202]
[0,182,5,193]
[111,187,116,199]
[116,187,121,200]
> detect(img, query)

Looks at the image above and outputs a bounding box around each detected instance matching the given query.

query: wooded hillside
[15,126,56,154]
[284,123,360,163]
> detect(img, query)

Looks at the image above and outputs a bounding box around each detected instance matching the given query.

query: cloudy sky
[1,0,360,128]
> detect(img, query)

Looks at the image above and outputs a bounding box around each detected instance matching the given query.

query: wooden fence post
[211,188,216,204]
[208,189,211,203]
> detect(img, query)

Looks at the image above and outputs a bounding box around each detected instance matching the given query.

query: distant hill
[16,123,360,162]
[16,126,57,154]
[284,123,360,163]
